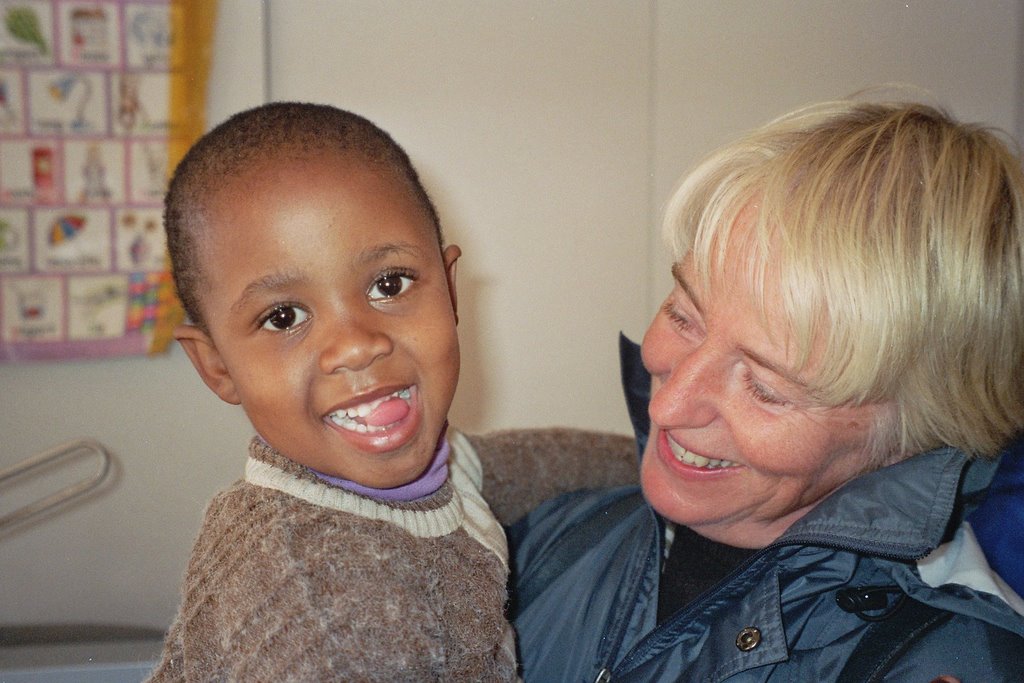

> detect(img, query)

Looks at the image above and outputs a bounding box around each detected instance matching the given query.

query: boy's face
[176,152,460,488]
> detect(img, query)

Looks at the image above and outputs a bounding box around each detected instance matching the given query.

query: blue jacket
[508,338,1024,682]
[968,439,1024,595]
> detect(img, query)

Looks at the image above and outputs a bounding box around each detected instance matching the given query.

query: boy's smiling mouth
[327,387,412,433]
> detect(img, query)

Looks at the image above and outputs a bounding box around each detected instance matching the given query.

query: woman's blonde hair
[663,99,1024,461]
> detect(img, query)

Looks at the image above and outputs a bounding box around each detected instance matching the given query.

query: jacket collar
[781,446,976,560]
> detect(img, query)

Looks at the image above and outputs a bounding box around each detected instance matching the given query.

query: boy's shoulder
[190,477,462,578]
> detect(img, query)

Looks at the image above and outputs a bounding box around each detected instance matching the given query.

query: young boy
[148,102,640,681]
[147,102,511,682]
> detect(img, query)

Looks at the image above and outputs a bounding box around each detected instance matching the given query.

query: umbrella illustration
[49,214,86,245]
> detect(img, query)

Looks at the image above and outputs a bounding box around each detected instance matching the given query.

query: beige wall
[1,0,1020,630]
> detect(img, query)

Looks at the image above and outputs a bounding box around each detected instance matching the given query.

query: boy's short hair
[165,102,442,331]
[662,99,1024,461]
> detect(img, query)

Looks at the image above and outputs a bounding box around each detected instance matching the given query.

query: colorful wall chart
[0,0,213,362]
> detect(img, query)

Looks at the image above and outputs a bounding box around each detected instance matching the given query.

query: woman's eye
[260,305,308,331]
[744,372,788,407]
[662,301,693,332]
[369,273,413,300]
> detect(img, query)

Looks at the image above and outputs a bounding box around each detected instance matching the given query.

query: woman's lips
[662,432,739,470]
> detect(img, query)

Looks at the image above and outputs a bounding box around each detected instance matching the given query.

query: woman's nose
[318,315,394,374]
[648,344,721,429]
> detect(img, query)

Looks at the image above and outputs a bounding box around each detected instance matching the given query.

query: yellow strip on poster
[150,0,217,354]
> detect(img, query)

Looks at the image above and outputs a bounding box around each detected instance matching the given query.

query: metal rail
[0,438,112,531]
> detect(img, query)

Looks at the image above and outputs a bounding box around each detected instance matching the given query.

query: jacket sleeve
[467,427,639,526]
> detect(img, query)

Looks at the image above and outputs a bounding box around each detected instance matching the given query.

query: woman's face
[640,252,888,548]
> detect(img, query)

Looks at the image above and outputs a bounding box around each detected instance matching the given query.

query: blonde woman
[510,99,1024,682]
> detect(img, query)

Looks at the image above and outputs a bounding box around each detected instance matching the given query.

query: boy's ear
[442,244,461,324]
[174,325,241,405]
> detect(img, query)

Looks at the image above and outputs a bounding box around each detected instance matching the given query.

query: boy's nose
[319,318,393,374]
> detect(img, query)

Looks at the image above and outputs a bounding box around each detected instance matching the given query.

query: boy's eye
[369,273,413,300]
[261,305,308,331]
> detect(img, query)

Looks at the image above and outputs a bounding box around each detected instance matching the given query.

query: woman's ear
[443,244,461,324]
[174,325,241,405]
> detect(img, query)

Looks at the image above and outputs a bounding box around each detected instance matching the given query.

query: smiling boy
[147,103,515,682]
[175,147,461,491]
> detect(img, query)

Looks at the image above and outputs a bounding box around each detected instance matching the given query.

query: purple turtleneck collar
[308,429,451,502]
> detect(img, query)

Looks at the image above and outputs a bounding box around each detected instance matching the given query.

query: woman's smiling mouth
[666,434,739,469]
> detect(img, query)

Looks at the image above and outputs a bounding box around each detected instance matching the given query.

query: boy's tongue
[364,396,411,427]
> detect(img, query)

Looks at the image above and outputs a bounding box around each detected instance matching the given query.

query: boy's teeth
[329,389,411,433]
[667,437,737,469]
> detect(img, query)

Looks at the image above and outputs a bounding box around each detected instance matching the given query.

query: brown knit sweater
[148,432,517,682]
[149,427,638,682]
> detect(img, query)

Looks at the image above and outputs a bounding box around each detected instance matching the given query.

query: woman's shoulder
[883,608,1024,681]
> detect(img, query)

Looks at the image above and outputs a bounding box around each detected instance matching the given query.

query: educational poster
[0,0,214,362]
